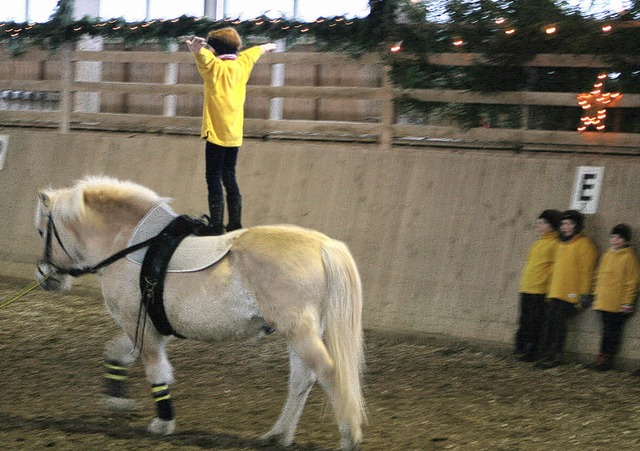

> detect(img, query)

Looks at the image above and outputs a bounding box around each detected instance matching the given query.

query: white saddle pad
[126,203,245,273]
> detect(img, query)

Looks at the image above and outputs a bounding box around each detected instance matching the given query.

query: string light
[577,73,623,132]
[390,41,402,53]
[0,12,632,51]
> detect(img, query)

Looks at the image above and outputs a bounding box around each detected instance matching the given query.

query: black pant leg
[599,310,628,355]
[205,142,227,204]
[539,298,575,360]
[516,293,547,354]
[221,146,240,197]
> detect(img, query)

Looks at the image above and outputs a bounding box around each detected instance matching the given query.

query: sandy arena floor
[2,276,640,450]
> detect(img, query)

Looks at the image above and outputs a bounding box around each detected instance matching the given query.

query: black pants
[598,310,628,355]
[537,298,576,360]
[515,293,547,355]
[205,142,240,205]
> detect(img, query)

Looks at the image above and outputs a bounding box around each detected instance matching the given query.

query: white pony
[34,175,365,450]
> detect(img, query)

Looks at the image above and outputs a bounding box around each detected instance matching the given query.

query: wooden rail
[0,46,638,153]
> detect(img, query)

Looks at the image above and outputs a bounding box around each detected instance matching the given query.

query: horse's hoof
[260,430,293,447]
[341,441,361,451]
[99,395,141,412]
[148,418,175,435]
[340,430,362,450]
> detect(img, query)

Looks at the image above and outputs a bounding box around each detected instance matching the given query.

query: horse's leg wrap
[103,360,129,398]
[151,383,175,421]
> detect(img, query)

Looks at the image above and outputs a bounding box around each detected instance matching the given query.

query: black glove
[580,294,594,309]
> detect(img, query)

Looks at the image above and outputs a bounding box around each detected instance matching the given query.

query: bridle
[39,212,163,278]
[40,213,78,276]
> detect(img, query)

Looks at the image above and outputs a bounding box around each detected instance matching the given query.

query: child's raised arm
[260,43,277,53]
[184,36,206,53]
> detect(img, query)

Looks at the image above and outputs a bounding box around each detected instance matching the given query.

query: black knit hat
[560,209,584,233]
[538,209,561,230]
[611,223,632,242]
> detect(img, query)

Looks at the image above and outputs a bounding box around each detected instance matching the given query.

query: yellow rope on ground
[0,275,49,309]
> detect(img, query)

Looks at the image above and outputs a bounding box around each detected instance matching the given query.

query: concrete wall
[2,127,640,361]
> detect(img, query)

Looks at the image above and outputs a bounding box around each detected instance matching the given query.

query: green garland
[1,0,638,131]
[2,0,638,56]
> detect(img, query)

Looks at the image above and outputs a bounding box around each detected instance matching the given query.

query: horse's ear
[38,191,52,209]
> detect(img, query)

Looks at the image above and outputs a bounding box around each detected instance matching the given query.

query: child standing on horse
[186,29,276,235]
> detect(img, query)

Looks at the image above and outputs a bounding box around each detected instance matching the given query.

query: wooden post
[73,1,102,115]
[313,64,321,121]
[59,43,73,134]
[380,65,394,149]
[521,67,537,130]
[163,42,178,117]
[269,40,286,121]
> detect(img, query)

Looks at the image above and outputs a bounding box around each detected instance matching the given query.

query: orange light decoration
[390,41,402,53]
[601,25,612,32]
[495,18,506,25]
[453,39,464,47]
[505,28,516,35]
[576,73,623,132]
[545,26,557,34]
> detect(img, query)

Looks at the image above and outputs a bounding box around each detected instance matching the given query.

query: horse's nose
[36,260,53,277]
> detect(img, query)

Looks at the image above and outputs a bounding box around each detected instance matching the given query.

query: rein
[43,214,164,278]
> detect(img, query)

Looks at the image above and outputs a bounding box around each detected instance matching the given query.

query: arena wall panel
[1,127,638,362]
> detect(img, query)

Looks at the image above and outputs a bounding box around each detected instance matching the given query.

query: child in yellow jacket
[515,209,561,361]
[186,29,276,235]
[535,210,598,368]
[590,224,640,371]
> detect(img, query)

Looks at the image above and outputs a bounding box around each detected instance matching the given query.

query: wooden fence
[1,44,639,153]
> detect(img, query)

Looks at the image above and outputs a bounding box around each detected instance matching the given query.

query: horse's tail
[321,239,366,432]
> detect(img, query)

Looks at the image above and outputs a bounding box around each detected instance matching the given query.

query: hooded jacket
[194,46,265,147]
[520,231,559,294]
[547,232,598,304]
[594,246,640,312]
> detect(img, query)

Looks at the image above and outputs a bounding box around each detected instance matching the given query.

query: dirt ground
[2,276,640,451]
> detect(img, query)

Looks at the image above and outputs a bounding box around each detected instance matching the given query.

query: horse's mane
[49,175,171,223]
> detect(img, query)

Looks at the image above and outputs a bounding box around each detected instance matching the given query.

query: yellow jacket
[547,233,598,304]
[194,46,264,147]
[520,232,559,294]
[593,247,640,312]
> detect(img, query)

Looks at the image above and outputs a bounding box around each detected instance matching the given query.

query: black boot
[202,196,225,236]
[226,194,243,231]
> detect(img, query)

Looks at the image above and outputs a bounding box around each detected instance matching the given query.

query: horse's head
[35,176,170,291]
[35,188,76,291]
